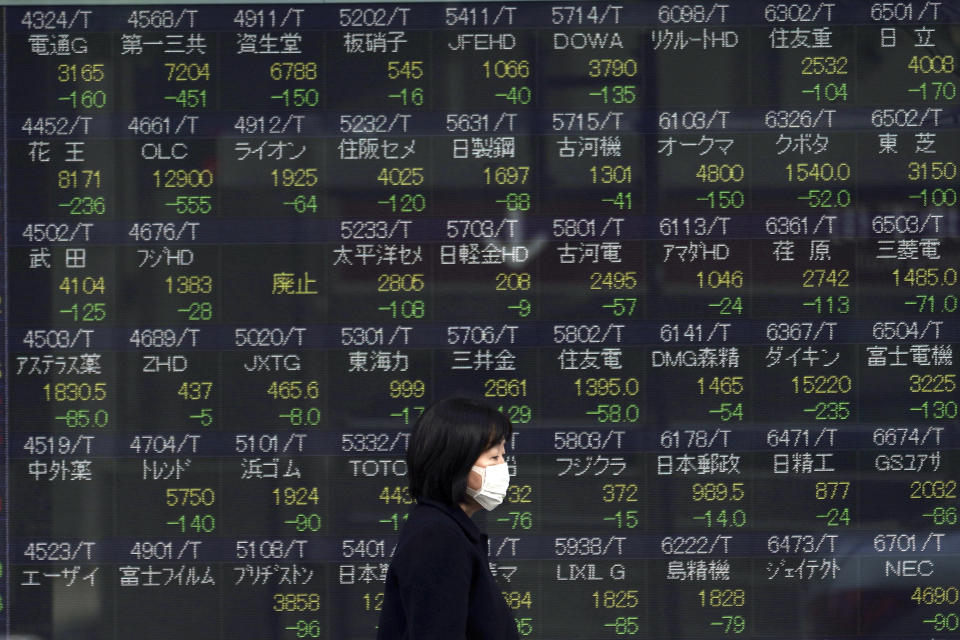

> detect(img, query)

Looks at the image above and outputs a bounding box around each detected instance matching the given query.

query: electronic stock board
[3,1,960,638]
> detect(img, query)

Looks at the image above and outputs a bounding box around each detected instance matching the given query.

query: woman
[376,397,520,640]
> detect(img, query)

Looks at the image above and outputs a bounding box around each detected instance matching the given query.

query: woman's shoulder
[399,501,474,547]
[391,504,475,569]
[404,500,462,533]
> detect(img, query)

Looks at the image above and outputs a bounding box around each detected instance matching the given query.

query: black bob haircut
[407,397,513,506]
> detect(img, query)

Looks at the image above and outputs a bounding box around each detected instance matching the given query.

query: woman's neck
[459,498,481,518]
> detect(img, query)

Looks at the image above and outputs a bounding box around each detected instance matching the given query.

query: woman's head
[406,397,513,506]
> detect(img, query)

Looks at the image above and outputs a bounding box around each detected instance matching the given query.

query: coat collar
[416,497,484,544]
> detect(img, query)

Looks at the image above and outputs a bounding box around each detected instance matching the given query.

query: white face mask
[465,462,510,511]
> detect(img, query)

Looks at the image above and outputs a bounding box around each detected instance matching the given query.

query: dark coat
[376,497,520,640]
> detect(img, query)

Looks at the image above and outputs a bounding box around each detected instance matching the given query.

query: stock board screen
[4,1,960,639]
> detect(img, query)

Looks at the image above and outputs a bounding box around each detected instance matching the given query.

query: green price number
[710,615,746,633]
